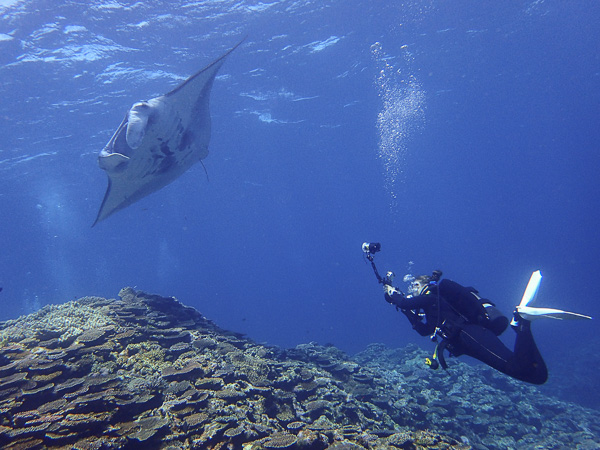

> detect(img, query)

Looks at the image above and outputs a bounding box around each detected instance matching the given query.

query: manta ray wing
[93,40,242,226]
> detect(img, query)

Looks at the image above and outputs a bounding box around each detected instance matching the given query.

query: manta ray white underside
[94,40,242,225]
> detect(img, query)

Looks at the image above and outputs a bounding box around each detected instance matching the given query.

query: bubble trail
[371,41,426,209]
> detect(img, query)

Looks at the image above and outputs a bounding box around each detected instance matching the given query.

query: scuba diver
[384,271,548,384]
[362,242,592,385]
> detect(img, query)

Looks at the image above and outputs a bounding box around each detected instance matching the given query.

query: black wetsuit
[385,279,548,385]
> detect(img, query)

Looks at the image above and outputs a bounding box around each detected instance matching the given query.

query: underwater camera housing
[362,242,381,255]
[362,242,395,286]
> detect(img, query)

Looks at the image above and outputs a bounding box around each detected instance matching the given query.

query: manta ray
[93,41,242,226]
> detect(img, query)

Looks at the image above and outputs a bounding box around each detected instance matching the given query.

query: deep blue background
[1,1,599,408]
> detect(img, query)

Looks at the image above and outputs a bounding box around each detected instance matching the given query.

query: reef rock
[0,288,467,449]
[353,344,600,449]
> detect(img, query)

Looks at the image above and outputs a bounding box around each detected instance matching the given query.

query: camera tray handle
[366,251,385,284]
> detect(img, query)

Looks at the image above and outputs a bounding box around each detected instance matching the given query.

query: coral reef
[0,288,466,449]
[0,288,598,449]
[353,344,600,449]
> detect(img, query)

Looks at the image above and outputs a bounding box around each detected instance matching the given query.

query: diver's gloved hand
[383,284,403,306]
[383,284,396,295]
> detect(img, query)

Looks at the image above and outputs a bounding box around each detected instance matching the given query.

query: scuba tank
[424,271,509,336]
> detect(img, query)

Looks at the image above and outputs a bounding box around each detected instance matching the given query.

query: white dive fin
[517,305,592,321]
[516,270,593,321]
[519,270,543,308]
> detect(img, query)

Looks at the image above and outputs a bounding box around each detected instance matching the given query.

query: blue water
[1,0,599,409]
